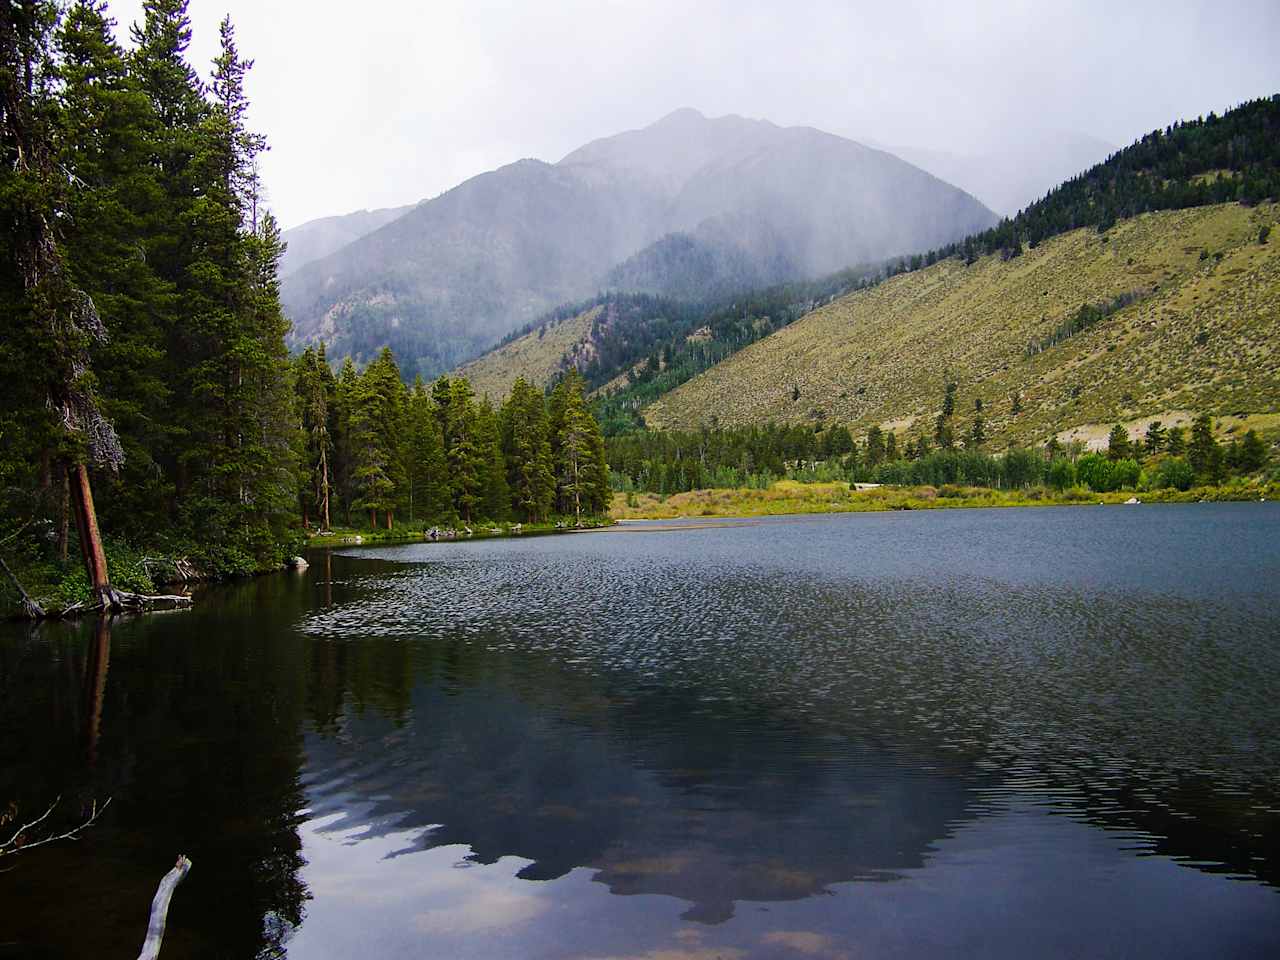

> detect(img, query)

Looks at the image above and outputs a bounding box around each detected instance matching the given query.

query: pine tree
[555,385,594,521]
[584,406,611,514]
[438,377,482,522]
[969,414,986,449]
[56,1,173,540]
[865,426,885,466]
[500,378,554,522]
[332,357,359,524]
[1238,429,1267,472]
[406,377,449,523]
[1144,421,1166,455]
[1106,424,1133,461]
[883,432,898,462]
[1188,414,1223,483]
[348,365,394,529]
[934,413,954,450]
[474,398,509,522]
[295,346,337,529]
[2,0,123,606]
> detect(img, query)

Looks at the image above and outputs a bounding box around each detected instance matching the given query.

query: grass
[610,478,1279,521]
[453,305,602,402]
[643,203,1280,449]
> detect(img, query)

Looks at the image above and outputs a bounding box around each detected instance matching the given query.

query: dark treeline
[295,350,610,530]
[607,414,1272,496]
[2,0,297,585]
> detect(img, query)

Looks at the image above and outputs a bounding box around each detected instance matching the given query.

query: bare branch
[0,796,111,857]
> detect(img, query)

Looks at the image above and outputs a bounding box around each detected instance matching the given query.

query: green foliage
[1154,457,1195,491]
[1077,453,1141,492]
[1046,457,1077,490]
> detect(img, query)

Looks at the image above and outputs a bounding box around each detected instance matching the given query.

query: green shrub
[1046,457,1076,490]
[1155,457,1195,491]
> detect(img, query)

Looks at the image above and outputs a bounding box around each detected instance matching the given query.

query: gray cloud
[110,0,1280,228]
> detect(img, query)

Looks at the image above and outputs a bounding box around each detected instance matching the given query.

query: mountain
[279,204,414,277]
[280,109,998,380]
[625,97,1280,443]
[888,131,1116,217]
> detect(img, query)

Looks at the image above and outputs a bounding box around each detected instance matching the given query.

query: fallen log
[137,855,192,960]
[53,591,193,619]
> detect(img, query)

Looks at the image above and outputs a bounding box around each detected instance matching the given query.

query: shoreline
[609,481,1276,522]
[305,518,614,549]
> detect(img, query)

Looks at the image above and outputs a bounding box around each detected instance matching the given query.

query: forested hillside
[451,267,889,427]
[644,203,1279,446]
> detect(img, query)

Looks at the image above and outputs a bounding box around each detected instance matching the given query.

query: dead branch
[0,795,111,857]
[137,855,192,960]
[0,553,45,619]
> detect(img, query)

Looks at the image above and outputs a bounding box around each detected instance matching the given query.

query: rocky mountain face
[281,109,998,379]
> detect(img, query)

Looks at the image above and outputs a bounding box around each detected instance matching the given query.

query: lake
[2,504,1279,958]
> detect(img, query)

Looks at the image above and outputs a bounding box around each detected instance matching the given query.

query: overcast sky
[109,0,1280,230]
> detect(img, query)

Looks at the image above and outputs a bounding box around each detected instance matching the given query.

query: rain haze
[109,0,1280,229]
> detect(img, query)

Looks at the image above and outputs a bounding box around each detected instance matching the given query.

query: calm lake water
[3,504,1280,958]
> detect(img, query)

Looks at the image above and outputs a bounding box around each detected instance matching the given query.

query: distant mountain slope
[280,205,414,277]
[281,109,997,380]
[889,131,1116,217]
[642,202,1280,447]
[455,304,603,402]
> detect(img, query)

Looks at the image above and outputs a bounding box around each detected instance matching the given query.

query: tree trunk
[70,462,115,607]
[58,466,70,562]
[370,509,376,530]
[319,446,331,529]
[385,510,392,530]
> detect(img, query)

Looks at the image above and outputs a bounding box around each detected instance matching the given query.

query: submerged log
[137,855,192,960]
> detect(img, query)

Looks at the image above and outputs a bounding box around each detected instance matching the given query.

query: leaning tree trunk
[69,462,118,608]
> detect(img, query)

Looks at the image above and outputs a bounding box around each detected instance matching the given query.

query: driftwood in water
[141,556,203,585]
[54,590,193,619]
[137,855,192,960]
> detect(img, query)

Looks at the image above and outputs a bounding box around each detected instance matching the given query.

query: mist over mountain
[279,204,415,277]
[280,109,997,379]
[888,131,1117,217]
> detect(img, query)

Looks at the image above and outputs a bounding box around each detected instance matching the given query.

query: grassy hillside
[455,305,602,402]
[643,203,1280,447]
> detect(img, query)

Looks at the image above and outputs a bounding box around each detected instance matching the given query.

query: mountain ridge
[280,109,998,380]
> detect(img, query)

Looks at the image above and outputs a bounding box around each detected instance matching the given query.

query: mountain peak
[654,107,707,124]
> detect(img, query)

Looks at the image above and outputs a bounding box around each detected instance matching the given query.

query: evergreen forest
[1,2,609,614]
